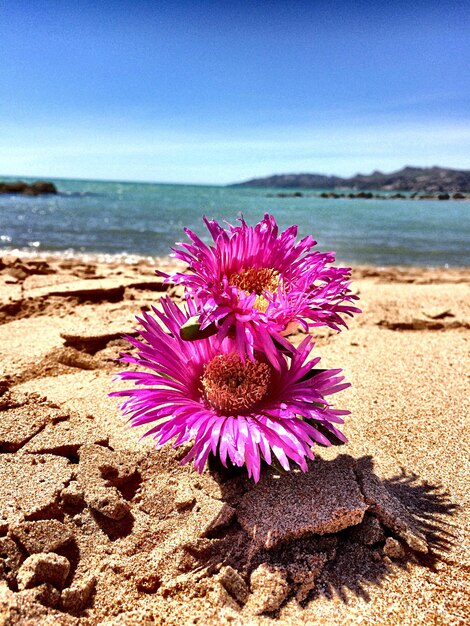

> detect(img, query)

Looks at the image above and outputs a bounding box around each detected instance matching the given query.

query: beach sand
[0,255,468,625]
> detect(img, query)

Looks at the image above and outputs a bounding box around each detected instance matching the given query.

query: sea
[1,176,469,267]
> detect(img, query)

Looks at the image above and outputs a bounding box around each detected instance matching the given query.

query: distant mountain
[230,166,470,192]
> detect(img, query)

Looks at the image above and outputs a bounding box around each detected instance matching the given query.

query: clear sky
[1,0,469,184]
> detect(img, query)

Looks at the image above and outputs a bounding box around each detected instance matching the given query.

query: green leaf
[180,316,219,341]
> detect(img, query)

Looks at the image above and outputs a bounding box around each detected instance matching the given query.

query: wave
[0,245,176,265]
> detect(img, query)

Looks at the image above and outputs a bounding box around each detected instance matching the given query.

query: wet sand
[0,255,468,625]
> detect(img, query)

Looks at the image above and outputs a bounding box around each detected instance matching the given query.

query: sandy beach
[0,254,468,625]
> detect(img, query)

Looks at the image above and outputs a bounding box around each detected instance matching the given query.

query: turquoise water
[0,177,469,266]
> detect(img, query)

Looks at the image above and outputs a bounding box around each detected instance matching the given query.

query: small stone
[10,520,74,554]
[61,575,96,612]
[247,563,289,614]
[237,456,366,549]
[86,490,130,520]
[56,347,100,370]
[61,481,85,506]
[207,582,241,611]
[383,537,406,559]
[17,552,70,590]
[217,566,249,604]
[174,483,195,511]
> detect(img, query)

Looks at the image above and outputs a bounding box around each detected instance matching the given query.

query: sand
[0,254,469,625]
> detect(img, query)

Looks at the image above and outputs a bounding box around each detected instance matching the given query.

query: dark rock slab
[27,278,126,302]
[26,276,166,304]
[9,520,74,555]
[0,455,73,521]
[237,456,367,549]
[60,330,138,353]
[356,457,428,553]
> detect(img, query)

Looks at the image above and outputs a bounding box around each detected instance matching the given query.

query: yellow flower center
[229,267,280,311]
[201,354,273,414]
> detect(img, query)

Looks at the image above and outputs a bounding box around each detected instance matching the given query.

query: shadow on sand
[312,456,459,604]
[207,454,459,607]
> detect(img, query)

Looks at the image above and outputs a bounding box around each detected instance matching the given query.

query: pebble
[17,552,70,590]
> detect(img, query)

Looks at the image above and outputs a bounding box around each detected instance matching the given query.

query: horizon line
[1,162,470,188]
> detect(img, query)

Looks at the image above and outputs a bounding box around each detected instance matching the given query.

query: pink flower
[165,214,360,360]
[111,298,350,482]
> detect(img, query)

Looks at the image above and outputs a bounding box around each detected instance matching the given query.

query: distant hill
[230,166,470,193]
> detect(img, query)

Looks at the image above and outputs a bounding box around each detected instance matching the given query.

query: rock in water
[0,181,57,196]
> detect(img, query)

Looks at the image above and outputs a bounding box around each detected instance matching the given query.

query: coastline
[0,255,469,624]
[2,178,469,267]
[1,247,469,273]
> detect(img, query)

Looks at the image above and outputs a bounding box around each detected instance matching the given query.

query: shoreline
[1,248,469,273]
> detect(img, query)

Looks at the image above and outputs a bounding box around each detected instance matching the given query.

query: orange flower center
[229,267,280,312]
[201,353,273,413]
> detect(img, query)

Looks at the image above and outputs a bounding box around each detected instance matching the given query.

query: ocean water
[0,176,469,266]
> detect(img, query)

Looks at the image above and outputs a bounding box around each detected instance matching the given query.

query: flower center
[201,353,273,414]
[229,267,280,311]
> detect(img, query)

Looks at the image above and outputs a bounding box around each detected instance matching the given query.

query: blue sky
[1,0,469,184]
